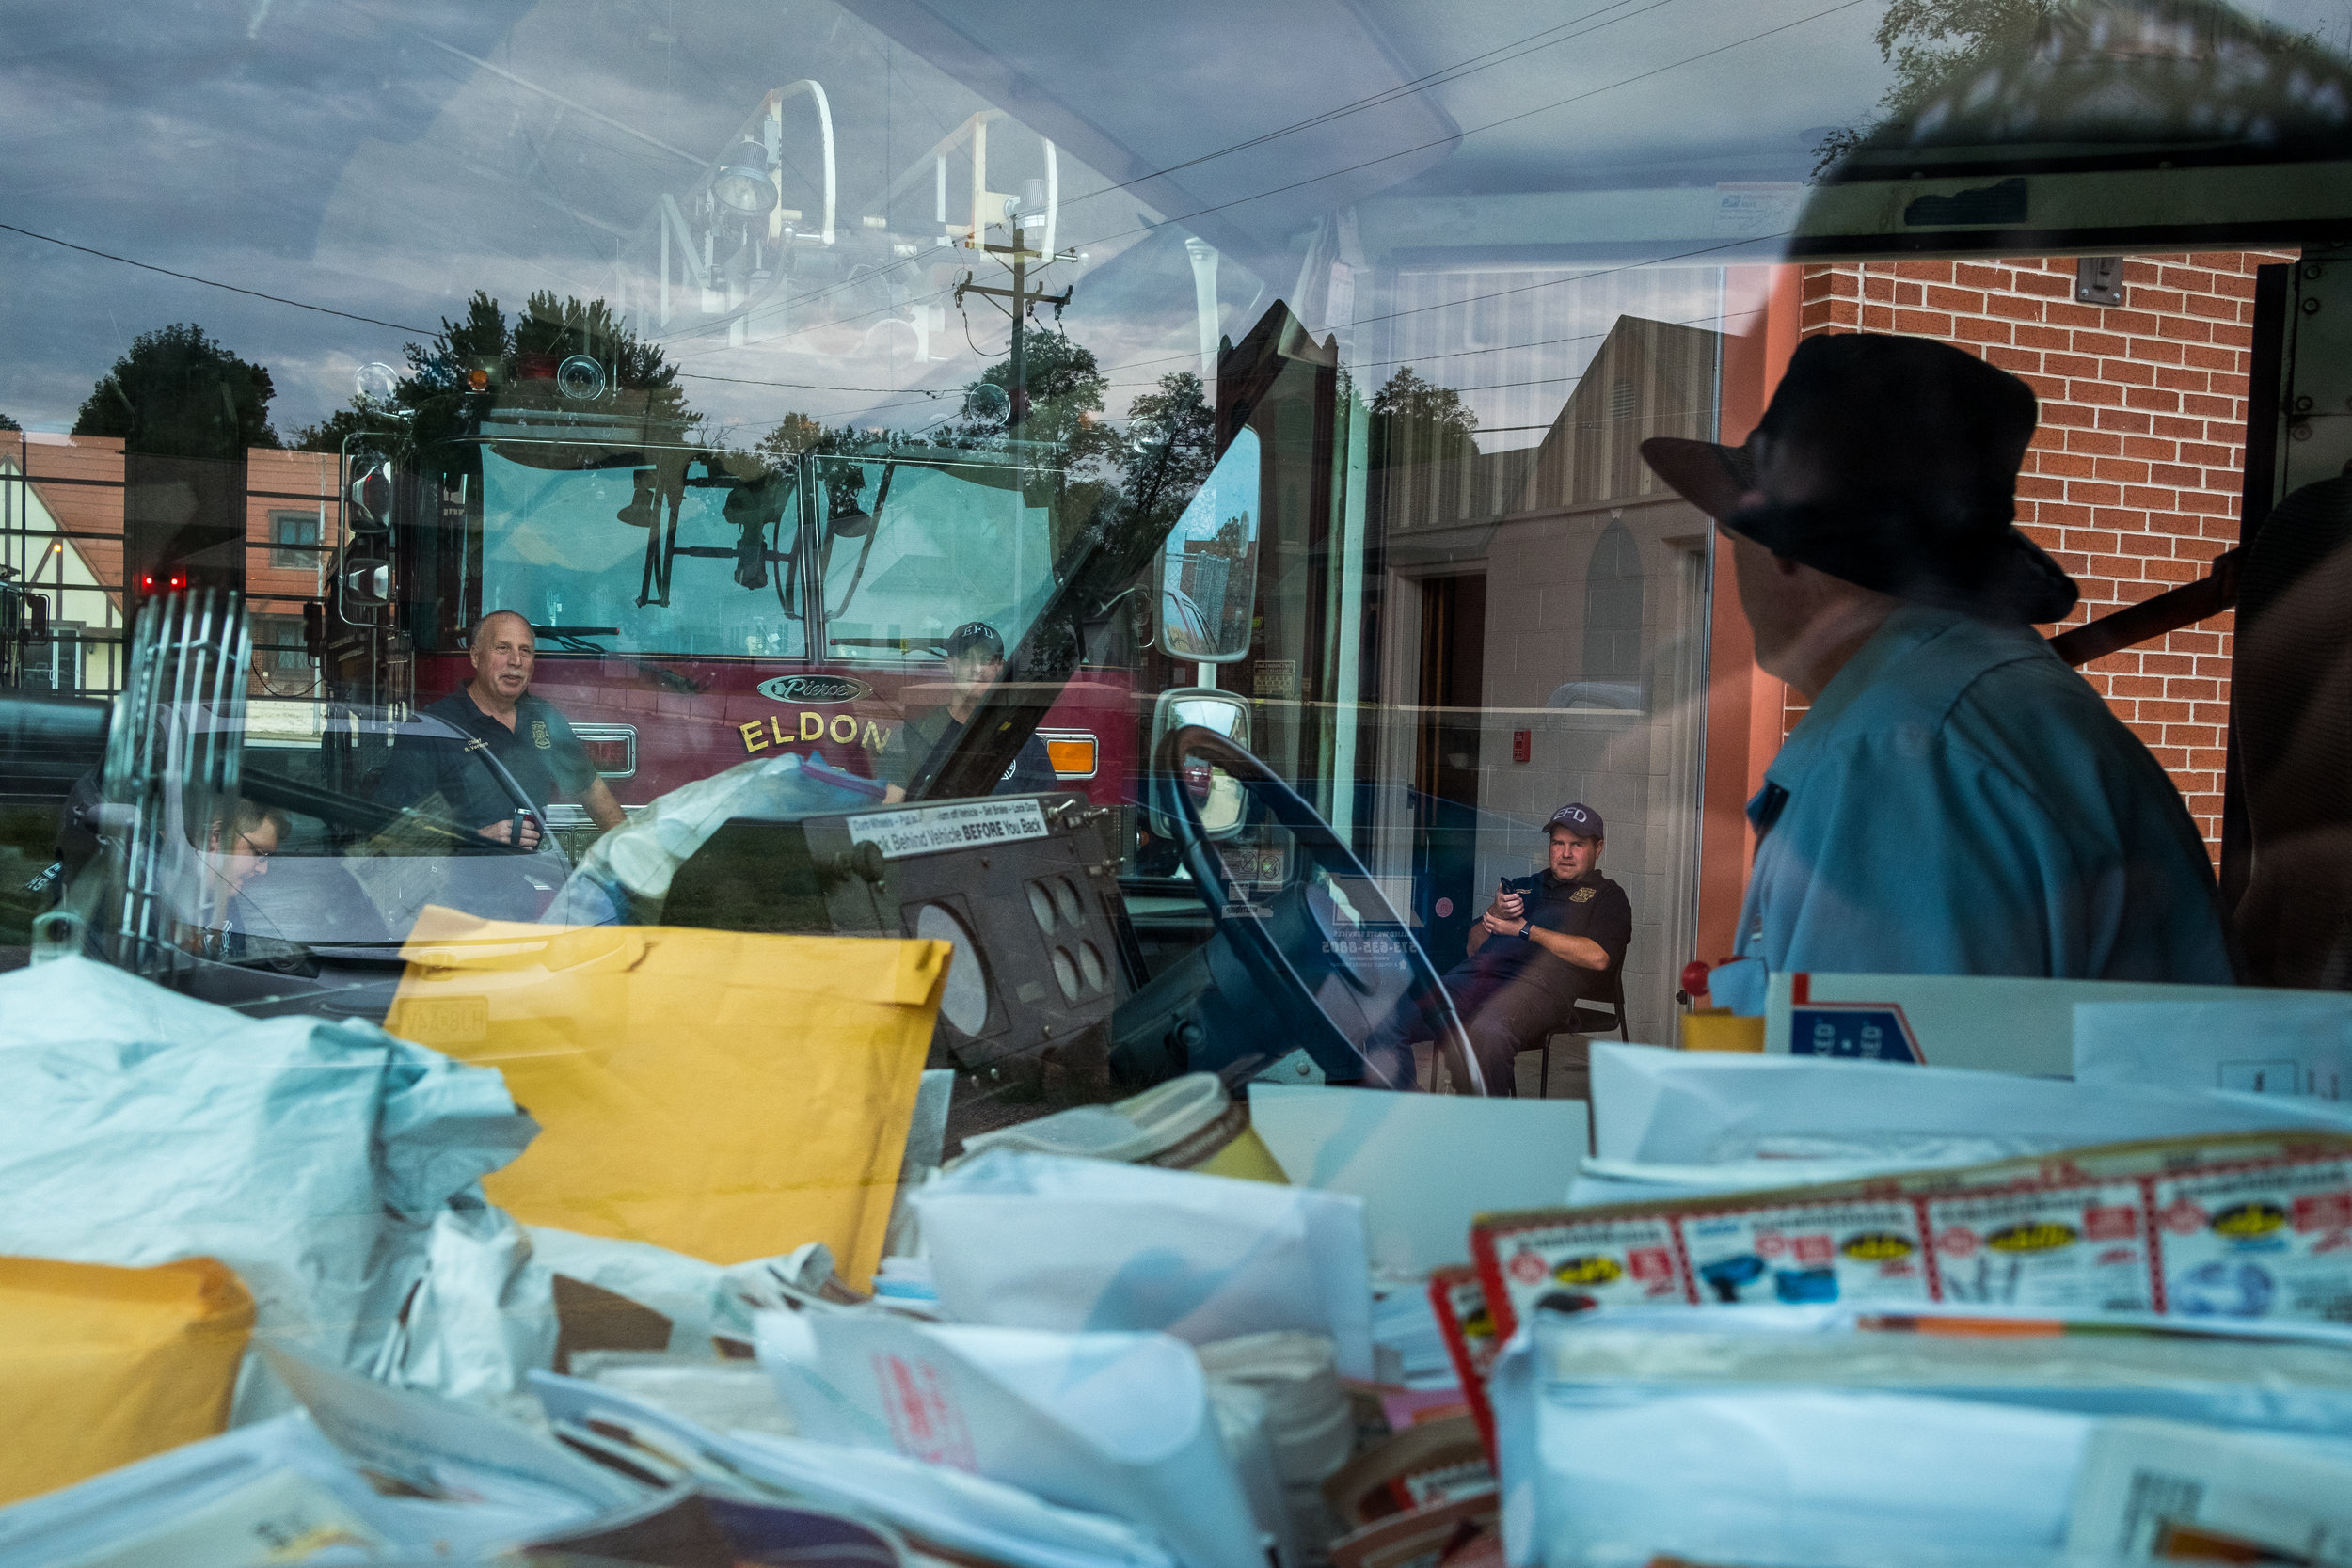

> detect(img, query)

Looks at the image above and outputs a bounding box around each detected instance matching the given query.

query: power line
[0,223,436,336]
[1056,0,1682,205]
[660,3,1845,375]
[1050,0,1872,268]
[677,371,943,394]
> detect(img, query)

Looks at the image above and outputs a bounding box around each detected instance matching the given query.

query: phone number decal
[848,799,1051,860]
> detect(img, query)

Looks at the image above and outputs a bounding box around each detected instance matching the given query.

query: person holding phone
[1362,802,1632,1096]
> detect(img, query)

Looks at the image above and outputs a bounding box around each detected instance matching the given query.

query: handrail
[2048,547,2240,667]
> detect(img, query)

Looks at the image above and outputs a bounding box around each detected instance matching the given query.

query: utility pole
[953,213,1071,428]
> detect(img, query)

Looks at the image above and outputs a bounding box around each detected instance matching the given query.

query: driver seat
[1529,957,1630,1100]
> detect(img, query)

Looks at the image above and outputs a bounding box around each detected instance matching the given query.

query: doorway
[1414,573,1486,966]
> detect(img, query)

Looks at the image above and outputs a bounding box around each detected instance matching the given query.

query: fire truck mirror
[342,559,392,609]
[1156,428,1260,663]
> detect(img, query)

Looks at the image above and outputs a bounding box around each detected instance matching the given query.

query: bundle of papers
[1491,1302,2352,1568]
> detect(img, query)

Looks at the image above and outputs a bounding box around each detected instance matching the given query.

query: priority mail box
[1762,972,2249,1076]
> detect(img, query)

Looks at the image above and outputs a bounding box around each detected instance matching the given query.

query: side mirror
[1155,428,1261,663]
[1148,687,1250,842]
[338,553,393,625]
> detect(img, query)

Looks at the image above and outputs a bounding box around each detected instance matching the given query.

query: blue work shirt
[1736,603,2233,983]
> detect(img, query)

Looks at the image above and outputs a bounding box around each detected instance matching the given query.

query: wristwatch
[1518,919,1533,939]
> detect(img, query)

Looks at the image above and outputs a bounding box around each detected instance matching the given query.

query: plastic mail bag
[545,749,878,926]
[0,957,538,1410]
[759,1308,1266,1568]
[531,1369,1180,1568]
[0,1256,253,1506]
[384,910,946,1289]
[912,1148,1375,1379]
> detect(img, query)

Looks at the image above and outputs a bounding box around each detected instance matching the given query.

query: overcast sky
[2,0,2342,445]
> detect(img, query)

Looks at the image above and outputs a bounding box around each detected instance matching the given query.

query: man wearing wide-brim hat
[1640,332,2231,983]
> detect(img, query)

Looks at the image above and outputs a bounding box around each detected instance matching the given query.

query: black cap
[1546,802,1603,839]
[945,622,1004,658]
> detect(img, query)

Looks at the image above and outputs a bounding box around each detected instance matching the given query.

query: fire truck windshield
[477,444,1058,663]
[816,456,1057,660]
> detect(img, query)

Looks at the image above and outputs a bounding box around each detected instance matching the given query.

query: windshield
[8,1,2352,1537]
[482,444,808,658]
[816,454,1058,660]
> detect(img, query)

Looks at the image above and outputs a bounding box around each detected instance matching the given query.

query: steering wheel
[1151,723,1487,1094]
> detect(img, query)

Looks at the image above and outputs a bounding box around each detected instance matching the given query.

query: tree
[1369,366,1478,471]
[0,413,18,432]
[753,411,833,464]
[320,291,701,471]
[1808,0,2338,174]
[1811,0,2061,171]
[72,323,280,457]
[289,403,378,452]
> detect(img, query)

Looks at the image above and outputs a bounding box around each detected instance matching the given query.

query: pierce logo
[759,673,870,705]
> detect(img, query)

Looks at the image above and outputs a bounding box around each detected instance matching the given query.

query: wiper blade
[531,624,618,652]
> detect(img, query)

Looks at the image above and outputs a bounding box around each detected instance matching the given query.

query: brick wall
[1789,251,2292,853]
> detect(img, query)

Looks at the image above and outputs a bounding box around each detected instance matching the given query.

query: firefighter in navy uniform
[880,622,1057,801]
[377,610,627,845]
[1362,802,1633,1096]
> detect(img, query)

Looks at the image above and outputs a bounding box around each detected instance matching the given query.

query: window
[1582,519,1644,684]
[247,612,310,675]
[267,509,322,569]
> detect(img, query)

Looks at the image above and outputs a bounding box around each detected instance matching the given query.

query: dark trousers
[1360,958,1583,1096]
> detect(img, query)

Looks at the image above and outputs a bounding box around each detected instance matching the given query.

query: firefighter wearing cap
[880,621,1058,800]
[1362,801,1632,1096]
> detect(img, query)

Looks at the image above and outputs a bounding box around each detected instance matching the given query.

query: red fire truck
[317,346,1266,854]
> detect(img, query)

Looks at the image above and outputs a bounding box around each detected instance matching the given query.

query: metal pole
[1008,238,1026,427]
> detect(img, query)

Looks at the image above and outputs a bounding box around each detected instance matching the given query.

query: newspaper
[2065,1418,2352,1562]
[1471,1131,2352,1338]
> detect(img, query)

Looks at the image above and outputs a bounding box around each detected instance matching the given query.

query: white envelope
[2076,997,2352,1101]
[1589,1042,2352,1169]
[1518,1385,2090,1567]
[758,1309,1265,1568]
[911,1149,1375,1380]
[1246,1085,1588,1274]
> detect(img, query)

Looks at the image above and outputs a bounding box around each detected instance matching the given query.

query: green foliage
[0,413,19,433]
[753,410,835,463]
[288,402,380,452]
[1813,0,2061,170]
[1369,366,1478,471]
[377,291,700,477]
[70,323,280,458]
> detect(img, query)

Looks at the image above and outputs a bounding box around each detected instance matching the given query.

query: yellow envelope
[0,1255,254,1504]
[386,908,947,1288]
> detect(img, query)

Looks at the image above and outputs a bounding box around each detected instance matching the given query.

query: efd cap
[1546,801,1603,840]
[945,622,1005,658]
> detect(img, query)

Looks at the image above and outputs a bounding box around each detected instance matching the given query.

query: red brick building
[1790,251,2285,851]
